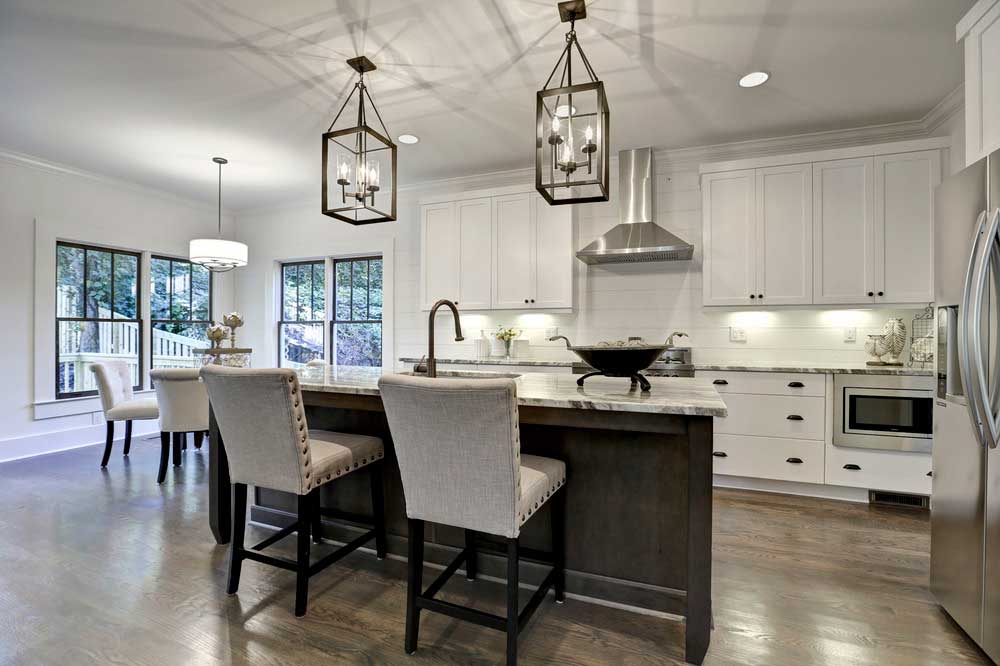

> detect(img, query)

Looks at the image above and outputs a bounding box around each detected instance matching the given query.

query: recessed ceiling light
[738,71,769,88]
[397,134,419,144]
[554,104,577,118]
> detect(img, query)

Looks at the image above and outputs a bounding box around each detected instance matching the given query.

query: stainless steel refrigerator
[932,148,1000,662]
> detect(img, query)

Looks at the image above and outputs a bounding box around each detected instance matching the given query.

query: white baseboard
[0,420,160,464]
[714,474,870,503]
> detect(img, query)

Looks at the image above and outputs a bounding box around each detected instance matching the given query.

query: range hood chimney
[576,147,694,264]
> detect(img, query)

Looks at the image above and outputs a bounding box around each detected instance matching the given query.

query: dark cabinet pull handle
[757,293,764,299]
[786,457,803,464]
[843,464,861,471]
[524,299,529,303]
[787,381,805,388]
[713,379,729,385]
[786,414,804,421]
[712,451,728,458]
[878,291,884,297]
[530,299,535,303]
[750,294,756,299]
[927,471,933,477]
[867,291,874,297]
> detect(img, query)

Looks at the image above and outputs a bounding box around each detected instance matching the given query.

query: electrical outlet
[545,327,559,339]
[844,327,857,343]
[729,327,747,343]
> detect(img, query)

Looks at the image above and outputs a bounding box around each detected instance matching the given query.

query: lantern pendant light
[535,0,609,205]
[189,157,248,272]
[322,56,397,224]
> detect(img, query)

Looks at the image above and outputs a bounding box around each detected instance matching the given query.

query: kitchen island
[206,367,727,665]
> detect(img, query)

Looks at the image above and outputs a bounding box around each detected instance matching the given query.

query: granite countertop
[297,366,727,417]
[399,356,933,377]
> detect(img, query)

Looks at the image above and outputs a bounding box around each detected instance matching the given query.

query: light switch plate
[729,327,747,343]
[545,327,559,338]
[843,327,857,343]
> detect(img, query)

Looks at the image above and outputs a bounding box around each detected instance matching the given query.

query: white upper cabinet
[755,164,813,305]
[420,202,460,309]
[813,157,876,305]
[959,0,1000,164]
[874,151,940,304]
[420,189,573,311]
[702,169,757,306]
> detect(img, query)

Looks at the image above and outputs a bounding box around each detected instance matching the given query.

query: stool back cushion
[90,361,134,417]
[379,373,521,538]
[150,368,209,433]
[200,366,312,495]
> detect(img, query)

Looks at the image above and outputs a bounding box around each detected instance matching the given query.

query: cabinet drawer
[712,434,824,484]
[715,393,825,440]
[698,370,824,397]
[825,445,932,495]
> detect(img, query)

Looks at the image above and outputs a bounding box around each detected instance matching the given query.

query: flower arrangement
[206,323,229,348]
[495,326,521,359]
[222,312,245,348]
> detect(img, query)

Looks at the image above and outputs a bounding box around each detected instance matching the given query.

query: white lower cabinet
[715,393,825,441]
[712,434,824,485]
[825,444,932,496]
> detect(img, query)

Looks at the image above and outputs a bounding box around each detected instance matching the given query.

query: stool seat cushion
[106,398,159,422]
[308,430,384,485]
[517,455,566,528]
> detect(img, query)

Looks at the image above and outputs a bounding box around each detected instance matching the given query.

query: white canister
[474,338,491,359]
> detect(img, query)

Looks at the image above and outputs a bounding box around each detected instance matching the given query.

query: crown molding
[0,147,232,217]
[921,84,965,133]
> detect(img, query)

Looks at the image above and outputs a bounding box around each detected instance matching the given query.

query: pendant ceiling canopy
[322,56,397,225]
[535,0,610,206]
[190,157,248,273]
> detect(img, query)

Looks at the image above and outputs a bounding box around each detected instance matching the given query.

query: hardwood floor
[0,440,990,665]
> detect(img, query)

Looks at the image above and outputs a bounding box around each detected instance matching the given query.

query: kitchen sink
[400,370,521,380]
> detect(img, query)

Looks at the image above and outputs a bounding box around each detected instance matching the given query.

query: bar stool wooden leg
[405,518,425,654]
[370,462,387,559]
[193,431,204,449]
[100,421,115,468]
[552,488,566,603]
[506,537,520,666]
[465,529,478,581]
[227,483,247,594]
[295,494,312,617]
[123,420,133,456]
[157,432,171,484]
[311,488,323,544]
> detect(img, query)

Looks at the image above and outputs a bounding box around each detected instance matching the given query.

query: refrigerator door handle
[960,209,989,446]
[971,208,1000,448]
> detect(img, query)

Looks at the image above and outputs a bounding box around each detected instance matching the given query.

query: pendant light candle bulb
[585,125,593,142]
[551,116,560,133]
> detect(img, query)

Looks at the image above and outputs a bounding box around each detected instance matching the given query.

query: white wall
[0,152,236,461]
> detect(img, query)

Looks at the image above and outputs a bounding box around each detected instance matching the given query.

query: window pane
[283,264,298,321]
[85,250,112,318]
[56,245,85,317]
[336,261,352,320]
[152,322,208,369]
[296,263,313,321]
[192,263,210,320]
[352,260,369,320]
[112,253,138,319]
[280,323,325,367]
[311,264,325,321]
[335,322,381,367]
[151,257,171,320]
[58,320,140,394]
[369,259,383,320]
[170,260,191,320]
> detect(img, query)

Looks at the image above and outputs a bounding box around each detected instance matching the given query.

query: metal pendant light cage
[322,56,397,225]
[535,0,609,206]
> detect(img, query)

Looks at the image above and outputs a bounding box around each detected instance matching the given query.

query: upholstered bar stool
[150,369,209,484]
[378,374,567,666]
[201,366,388,617]
[90,361,158,469]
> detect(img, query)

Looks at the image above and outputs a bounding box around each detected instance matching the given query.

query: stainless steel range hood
[576,147,694,264]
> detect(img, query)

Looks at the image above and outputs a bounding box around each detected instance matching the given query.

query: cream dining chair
[90,361,158,469]
[150,368,209,484]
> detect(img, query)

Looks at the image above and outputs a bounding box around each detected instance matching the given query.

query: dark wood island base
[208,379,718,665]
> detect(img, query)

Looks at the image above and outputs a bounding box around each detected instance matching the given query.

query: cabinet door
[456,198,493,310]
[533,197,573,309]
[874,151,940,304]
[812,157,876,304]
[755,164,813,305]
[964,1,1000,164]
[492,194,535,309]
[420,202,459,309]
[702,170,756,306]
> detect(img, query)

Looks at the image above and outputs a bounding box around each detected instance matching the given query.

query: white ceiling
[0,0,973,210]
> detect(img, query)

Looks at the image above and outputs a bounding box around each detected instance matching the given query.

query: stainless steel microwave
[833,374,934,453]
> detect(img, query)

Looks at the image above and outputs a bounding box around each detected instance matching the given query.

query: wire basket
[909,304,934,368]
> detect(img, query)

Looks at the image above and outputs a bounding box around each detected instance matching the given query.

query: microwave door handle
[972,208,1000,448]
[960,210,989,447]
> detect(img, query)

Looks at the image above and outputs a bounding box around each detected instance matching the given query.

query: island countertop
[296,366,727,417]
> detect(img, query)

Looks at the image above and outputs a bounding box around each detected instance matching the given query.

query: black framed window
[333,256,382,367]
[279,261,326,367]
[56,242,141,398]
[150,256,212,370]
